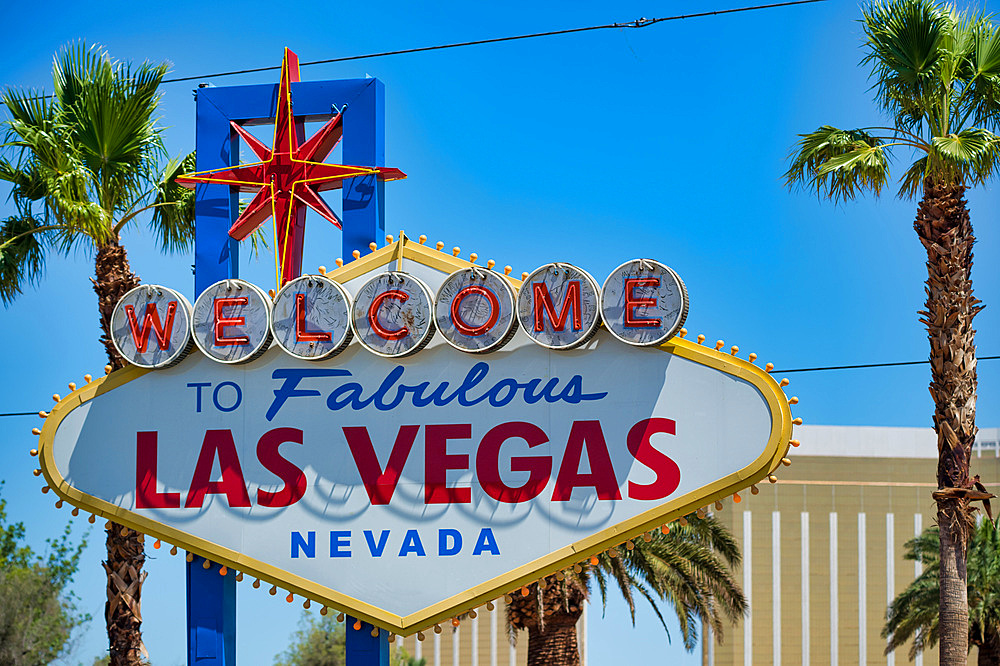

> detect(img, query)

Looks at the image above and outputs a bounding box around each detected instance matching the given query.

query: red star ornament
[177,48,405,285]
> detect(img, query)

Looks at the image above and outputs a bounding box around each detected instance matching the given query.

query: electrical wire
[773,355,1000,374]
[163,0,827,85]
[0,353,996,417]
[0,0,827,107]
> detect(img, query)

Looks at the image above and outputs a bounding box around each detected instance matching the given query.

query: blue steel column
[343,80,391,666]
[187,556,237,665]
[189,87,239,666]
[342,79,386,261]
[346,620,390,665]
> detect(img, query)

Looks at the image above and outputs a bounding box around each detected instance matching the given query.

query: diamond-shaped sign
[38,237,793,634]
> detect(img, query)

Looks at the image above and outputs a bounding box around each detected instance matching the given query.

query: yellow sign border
[38,236,793,634]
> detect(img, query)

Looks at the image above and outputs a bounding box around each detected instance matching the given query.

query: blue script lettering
[266,363,606,420]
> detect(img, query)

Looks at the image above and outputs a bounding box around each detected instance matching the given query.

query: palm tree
[0,43,194,666]
[883,519,1000,665]
[784,2,1000,662]
[505,514,747,666]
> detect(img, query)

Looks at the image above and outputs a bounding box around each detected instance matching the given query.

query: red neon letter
[368,290,409,340]
[125,301,178,353]
[256,428,307,507]
[552,420,621,501]
[425,424,472,504]
[533,281,582,332]
[624,278,661,328]
[185,430,251,508]
[344,425,419,505]
[135,431,180,508]
[214,297,249,346]
[294,293,333,342]
[450,286,500,336]
[476,422,551,503]
[626,418,680,500]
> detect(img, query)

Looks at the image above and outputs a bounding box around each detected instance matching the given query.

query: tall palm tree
[784,2,1000,662]
[0,43,194,666]
[506,514,747,666]
[883,519,1000,665]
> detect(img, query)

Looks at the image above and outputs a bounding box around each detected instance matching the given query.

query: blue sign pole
[346,620,390,665]
[189,74,390,666]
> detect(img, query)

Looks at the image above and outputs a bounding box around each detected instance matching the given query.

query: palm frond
[861,0,948,132]
[149,151,196,252]
[785,126,892,203]
[0,214,48,305]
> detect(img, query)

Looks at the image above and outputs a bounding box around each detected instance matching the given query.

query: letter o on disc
[351,272,436,358]
[435,268,518,353]
[601,259,689,346]
[111,284,194,368]
[271,275,353,360]
[191,279,273,364]
[516,263,601,350]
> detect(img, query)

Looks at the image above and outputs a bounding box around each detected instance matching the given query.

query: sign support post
[188,57,391,666]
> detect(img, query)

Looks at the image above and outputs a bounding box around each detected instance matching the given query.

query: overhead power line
[0,0,827,108]
[163,0,827,85]
[773,355,1000,374]
[1,352,996,418]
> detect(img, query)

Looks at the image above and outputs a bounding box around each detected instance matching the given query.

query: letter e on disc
[601,259,688,346]
[191,279,273,364]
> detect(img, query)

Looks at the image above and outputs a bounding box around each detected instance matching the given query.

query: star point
[177,48,405,285]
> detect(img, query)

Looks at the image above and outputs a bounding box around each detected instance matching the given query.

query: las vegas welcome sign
[36,235,795,635]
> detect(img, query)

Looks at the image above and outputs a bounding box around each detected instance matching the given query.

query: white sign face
[516,263,601,350]
[601,259,688,346]
[272,275,353,360]
[110,285,193,369]
[40,243,792,634]
[434,268,517,353]
[351,272,435,358]
[191,279,272,364]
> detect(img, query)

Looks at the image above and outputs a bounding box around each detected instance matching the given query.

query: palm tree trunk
[914,179,981,666]
[93,242,147,666]
[507,580,586,666]
[978,631,1000,666]
[526,622,581,666]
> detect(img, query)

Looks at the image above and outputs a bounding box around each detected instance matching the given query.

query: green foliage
[274,613,346,666]
[0,484,89,666]
[0,42,196,305]
[588,515,747,651]
[785,0,1000,201]
[274,613,421,666]
[882,518,1000,659]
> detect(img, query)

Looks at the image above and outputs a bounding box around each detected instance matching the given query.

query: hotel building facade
[704,424,1000,666]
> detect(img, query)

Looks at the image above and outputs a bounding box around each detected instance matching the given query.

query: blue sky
[1,0,998,664]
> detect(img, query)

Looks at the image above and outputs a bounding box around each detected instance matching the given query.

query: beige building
[705,425,1000,666]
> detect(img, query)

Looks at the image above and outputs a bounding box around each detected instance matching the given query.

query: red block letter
[257,427,307,507]
[451,286,500,336]
[344,425,419,505]
[125,302,178,352]
[624,278,661,328]
[135,431,180,508]
[294,293,333,343]
[533,281,582,332]
[368,290,409,340]
[185,430,251,508]
[425,424,472,504]
[476,422,551,503]
[552,421,621,501]
[626,418,680,500]
[214,297,249,346]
